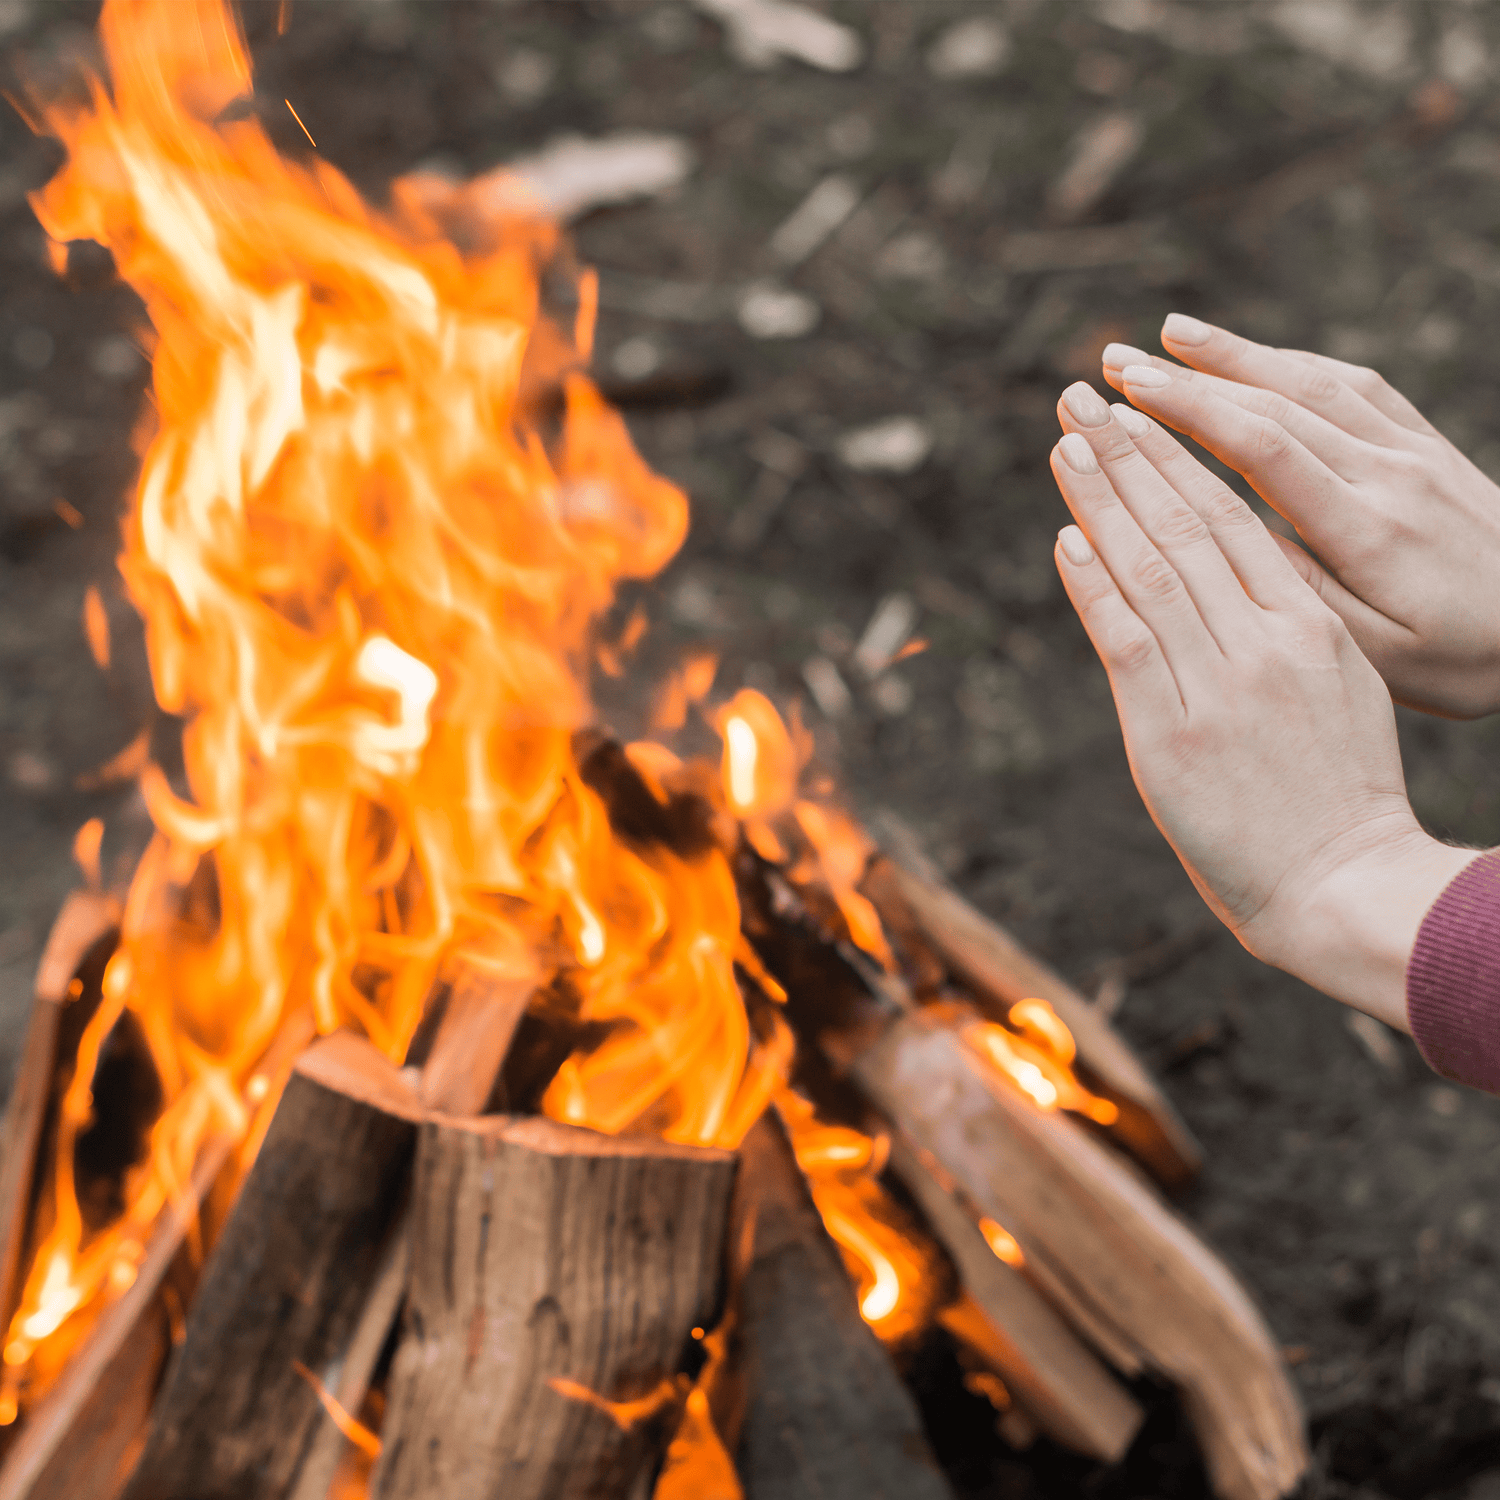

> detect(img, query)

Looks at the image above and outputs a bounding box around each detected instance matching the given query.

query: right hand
[1048,385,1476,1030]
[1100,316,1500,720]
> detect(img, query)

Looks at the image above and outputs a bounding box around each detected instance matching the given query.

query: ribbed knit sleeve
[1407,849,1500,1095]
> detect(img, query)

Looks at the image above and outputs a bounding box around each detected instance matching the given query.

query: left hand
[1047,382,1476,1029]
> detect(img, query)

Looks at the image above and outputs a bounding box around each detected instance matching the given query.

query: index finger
[1158,314,1404,448]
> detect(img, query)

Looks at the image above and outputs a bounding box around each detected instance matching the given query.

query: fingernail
[1162,313,1211,346]
[1057,526,1095,566]
[1122,364,1170,389]
[1057,434,1099,475]
[1061,382,1110,427]
[1112,403,1150,436]
[1102,342,1152,369]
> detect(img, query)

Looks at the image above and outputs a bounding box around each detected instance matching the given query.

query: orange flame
[4,0,787,1412]
[965,999,1119,1126]
[776,1090,932,1344]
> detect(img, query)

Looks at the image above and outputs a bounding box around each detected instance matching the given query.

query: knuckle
[1131,550,1183,604]
[1250,417,1293,465]
[1107,625,1157,674]
[1252,389,1294,426]
[1298,367,1342,404]
[1200,480,1255,532]
[1151,502,1211,550]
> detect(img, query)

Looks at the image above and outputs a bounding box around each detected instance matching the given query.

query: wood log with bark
[119,1032,423,1500]
[854,1007,1307,1500]
[731,1111,952,1500]
[370,1113,735,1500]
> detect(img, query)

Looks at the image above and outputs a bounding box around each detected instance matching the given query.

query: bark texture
[119,1033,422,1500]
[733,1113,953,1500]
[372,1114,734,1500]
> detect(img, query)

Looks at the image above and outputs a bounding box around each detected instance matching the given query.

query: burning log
[0,1157,197,1500]
[854,1008,1307,1500]
[370,1114,735,1500]
[731,1111,951,1500]
[737,850,1304,1499]
[0,891,119,1338]
[0,891,198,1500]
[862,812,1203,1189]
[883,1131,1142,1463]
[119,1033,423,1500]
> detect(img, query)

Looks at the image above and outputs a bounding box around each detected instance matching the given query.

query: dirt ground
[3,2,1500,1496]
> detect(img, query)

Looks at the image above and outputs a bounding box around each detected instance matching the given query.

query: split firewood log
[731,1111,952,1500]
[883,1131,1142,1463]
[371,1114,735,1500]
[861,810,1203,1188]
[854,1008,1308,1500]
[290,954,539,1499]
[119,1032,423,1500]
[0,1154,199,1500]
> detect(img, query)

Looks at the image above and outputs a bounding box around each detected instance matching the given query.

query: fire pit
[0,5,1307,1499]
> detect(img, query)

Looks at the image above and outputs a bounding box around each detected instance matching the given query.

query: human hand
[1099,317,1500,720]
[1049,382,1477,1029]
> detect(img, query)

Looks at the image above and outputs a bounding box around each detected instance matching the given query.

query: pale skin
[1049,349,1485,1034]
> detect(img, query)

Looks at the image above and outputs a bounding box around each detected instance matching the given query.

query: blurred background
[3,2,1500,1495]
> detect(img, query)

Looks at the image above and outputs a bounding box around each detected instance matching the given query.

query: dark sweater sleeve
[1407,849,1500,1094]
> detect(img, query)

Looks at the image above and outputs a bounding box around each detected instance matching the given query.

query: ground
[2,2,1500,1496]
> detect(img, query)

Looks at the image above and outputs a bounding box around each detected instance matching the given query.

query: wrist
[1275,832,1481,1032]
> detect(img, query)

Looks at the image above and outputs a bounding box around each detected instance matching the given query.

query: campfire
[0,5,1308,1499]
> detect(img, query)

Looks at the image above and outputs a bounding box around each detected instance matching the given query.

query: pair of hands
[1050,317,1499,1029]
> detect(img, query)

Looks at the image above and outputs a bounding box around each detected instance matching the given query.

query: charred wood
[0,892,119,1340]
[732,1112,952,1500]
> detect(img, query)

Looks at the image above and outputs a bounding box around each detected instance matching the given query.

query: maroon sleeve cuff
[1407,849,1500,1094]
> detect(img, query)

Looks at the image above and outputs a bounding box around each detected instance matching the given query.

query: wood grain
[863,816,1202,1188]
[854,1009,1307,1500]
[119,1033,422,1500]
[372,1114,735,1500]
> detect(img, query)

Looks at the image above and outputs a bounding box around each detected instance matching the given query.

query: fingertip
[1162,312,1213,347]
[1056,525,1095,567]
[1056,433,1100,475]
[1111,402,1150,438]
